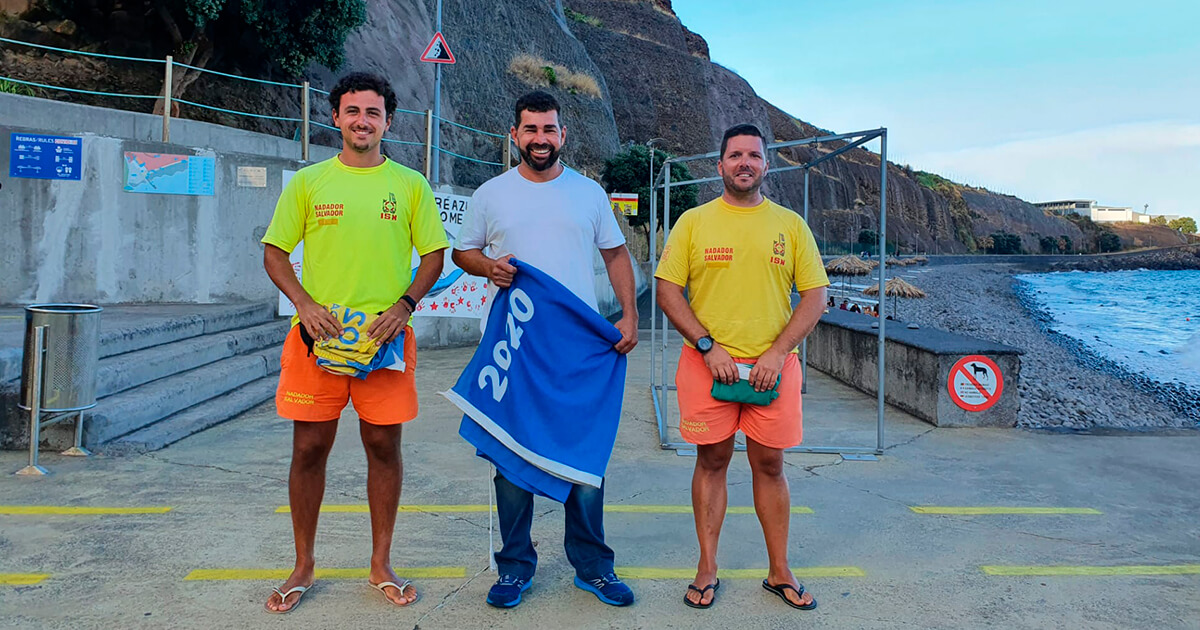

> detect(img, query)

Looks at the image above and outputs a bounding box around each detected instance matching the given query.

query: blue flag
[442,259,627,503]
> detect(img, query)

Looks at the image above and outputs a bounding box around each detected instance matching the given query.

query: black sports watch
[398,295,417,311]
[696,335,715,354]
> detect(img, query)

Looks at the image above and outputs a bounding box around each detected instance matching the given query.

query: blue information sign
[9,133,82,181]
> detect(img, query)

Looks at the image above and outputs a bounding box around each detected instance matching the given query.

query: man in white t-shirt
[452,91,638,609]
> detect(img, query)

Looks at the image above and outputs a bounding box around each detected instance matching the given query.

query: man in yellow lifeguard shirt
[656,124,828,612]
[260,72,448,614]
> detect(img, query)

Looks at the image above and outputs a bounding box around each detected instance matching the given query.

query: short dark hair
[720,123,767,158]
[514,91,560,128]
[328,72,397,119]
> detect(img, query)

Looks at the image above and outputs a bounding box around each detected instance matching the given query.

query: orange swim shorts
[674,345,803,449]
[275,324,418,425]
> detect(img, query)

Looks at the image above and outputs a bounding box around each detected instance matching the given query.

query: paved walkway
[1,341,1198,629]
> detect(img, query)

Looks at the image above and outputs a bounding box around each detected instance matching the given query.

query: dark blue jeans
[493,470,615,580]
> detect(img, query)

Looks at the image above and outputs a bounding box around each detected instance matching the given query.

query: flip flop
[369,579,419,607]
[264,584,311,614]
[683,578,720,609]
[762,580,817,610]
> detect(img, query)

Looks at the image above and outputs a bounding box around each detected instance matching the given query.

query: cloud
[907,121,1200,219]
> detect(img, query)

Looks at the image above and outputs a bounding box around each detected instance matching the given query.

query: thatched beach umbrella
[862,277,927,319]
[825,256,871,298]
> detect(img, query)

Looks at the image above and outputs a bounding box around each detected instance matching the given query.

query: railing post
[162,55,172,143]
[424,109,434,182]
[503,134,512,171]
[15,326,47,476]
[301,81,310,162]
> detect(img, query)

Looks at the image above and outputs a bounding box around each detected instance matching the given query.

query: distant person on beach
[827,296,835,308]
[260,72,449,613]
[452,90,638,609]
[850,304,862,314]
[839,300,849,310]
[656,123,827,611]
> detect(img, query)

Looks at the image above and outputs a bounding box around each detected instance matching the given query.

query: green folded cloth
[711,376,781,406]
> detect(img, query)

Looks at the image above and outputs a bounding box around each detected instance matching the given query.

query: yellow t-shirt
[262,156,449,324]
[654,197,829,358]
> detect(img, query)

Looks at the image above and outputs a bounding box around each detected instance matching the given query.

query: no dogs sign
[948,355,1003,412]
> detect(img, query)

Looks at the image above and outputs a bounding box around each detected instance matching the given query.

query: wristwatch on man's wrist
[398,295,417,312]
[696,335,715,354]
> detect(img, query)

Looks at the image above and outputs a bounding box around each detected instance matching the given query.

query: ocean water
[1017,269,1200,392]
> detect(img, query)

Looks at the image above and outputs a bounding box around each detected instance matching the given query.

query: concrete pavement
[1,340,1198,629]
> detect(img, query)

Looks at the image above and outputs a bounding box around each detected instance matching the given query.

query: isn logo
[381,192,398,221]
[770,232,786,266]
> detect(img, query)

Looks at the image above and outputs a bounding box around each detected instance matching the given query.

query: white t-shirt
[456,166,626,324]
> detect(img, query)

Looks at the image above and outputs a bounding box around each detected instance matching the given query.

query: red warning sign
[948,355,1003,412]
[420,32,456,64]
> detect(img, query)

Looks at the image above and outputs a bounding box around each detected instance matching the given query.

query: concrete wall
[0,93,338,163]
[1,128,306,304]
[807,309,1022,427]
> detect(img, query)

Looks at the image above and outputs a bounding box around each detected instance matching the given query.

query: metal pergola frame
[649,128,889,456]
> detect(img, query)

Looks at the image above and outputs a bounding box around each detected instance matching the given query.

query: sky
[671,0,1199,223]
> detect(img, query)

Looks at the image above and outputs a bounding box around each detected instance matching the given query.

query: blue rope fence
[0,74,158,99]
[174,97,304,123]
[0,36,165,63]
[0,35,508,168]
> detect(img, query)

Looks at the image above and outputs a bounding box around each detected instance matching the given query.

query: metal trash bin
[19,304,102,412]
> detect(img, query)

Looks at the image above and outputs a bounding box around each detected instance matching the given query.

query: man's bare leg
[361,420,416,605]
[746,436,813,607]
[686,436,735,606]
[266,420,338,612]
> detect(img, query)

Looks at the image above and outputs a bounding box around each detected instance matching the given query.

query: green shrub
[601,144,698,230]
[1098,232,1122,252]
[564,8,602,27]
[0,79,36,97]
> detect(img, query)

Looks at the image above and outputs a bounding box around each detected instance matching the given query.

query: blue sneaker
[574,572,635,607]
[486,574,531,608]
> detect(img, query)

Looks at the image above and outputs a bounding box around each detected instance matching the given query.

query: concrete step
[104,376,278,455]
[83,348,281,447]
[0,302,278,383]
[96,302,278,359]
[95,320,288,398]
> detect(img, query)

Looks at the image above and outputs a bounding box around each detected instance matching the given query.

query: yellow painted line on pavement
[276,504,494,513]
[0,573,50,585]
[277,504,813,515]
[606,505,814,515]
[0,506,172,515]
[618,566,866,579]
[185,566,468,581]
[983,565,1200,577]
[910,507,1101,515]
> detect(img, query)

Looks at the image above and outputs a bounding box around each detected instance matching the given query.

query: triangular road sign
[421,32,455,64]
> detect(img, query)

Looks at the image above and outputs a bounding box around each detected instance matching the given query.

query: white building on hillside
[1034,199,1165,224]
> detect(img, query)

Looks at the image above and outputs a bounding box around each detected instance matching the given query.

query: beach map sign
[123,151,215,196]
[948,355,1003,412]
[9,133,81,181]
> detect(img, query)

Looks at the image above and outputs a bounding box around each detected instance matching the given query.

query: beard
[722,169,764,195]
[518,142,561,171]
[344,127,378,153]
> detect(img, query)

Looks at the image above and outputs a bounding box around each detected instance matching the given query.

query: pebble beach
[891,263,1198,430]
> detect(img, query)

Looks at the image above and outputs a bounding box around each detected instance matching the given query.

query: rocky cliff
[0,0,1088,254]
